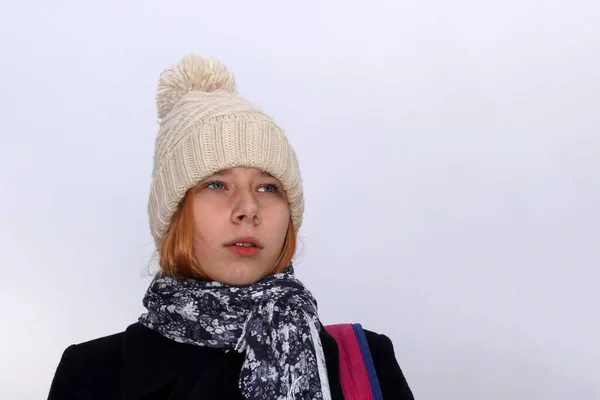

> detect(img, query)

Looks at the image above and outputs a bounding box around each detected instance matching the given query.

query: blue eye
[258,184,280,193]
[205,180,225,190]
[203,181,280,193]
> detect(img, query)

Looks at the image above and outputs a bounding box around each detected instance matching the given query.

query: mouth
[225,236,262,248]
[227,244,260,257]
[225,236,262,257]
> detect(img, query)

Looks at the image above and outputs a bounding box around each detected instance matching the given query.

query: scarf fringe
[305,310,332,400]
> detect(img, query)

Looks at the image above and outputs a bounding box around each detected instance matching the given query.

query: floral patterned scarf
[139,263,331,400]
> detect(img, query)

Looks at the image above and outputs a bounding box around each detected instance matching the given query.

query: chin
[212,262,270,286]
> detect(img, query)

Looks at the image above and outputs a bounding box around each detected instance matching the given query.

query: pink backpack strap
[325,323,382,400]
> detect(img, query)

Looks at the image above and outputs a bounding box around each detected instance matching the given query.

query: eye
[258,183,280,193]
[205,180,226,190]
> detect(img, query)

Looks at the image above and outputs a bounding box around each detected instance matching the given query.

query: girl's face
[191,167,290,285]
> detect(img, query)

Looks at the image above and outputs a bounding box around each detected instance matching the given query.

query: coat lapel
[320,327,344,400]
[119,323,224,400]
[119,322,344,400]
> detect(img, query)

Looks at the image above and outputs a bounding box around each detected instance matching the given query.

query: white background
[1,1,599,399]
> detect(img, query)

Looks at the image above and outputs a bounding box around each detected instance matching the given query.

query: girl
[48,54,414,400]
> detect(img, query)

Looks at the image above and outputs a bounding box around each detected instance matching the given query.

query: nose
[231,190,261,226]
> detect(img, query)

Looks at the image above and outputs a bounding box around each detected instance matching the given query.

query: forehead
[212,167,274,178]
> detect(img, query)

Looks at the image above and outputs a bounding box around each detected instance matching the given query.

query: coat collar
[119,322,344,400]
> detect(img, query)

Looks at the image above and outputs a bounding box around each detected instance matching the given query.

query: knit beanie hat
[148,54,304,247]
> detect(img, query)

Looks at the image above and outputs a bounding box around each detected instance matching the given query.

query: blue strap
[352,323,384,400]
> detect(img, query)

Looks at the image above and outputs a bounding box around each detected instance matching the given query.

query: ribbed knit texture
[148,55,304,247]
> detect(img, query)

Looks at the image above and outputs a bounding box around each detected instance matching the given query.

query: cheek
[268,205,291,238]
[192,201,226,243]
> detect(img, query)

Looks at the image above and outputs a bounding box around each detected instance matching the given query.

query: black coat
[48,322,414,399]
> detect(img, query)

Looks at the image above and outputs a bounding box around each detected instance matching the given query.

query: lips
[228,244,260,257]
[225,236,262,248]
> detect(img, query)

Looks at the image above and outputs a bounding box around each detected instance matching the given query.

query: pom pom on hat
[156,54,237,119]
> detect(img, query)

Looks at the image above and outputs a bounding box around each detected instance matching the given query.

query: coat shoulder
[70,330,124,356]
[47,331,124,399]
[362,329,415,400]
[61,330,124,372]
